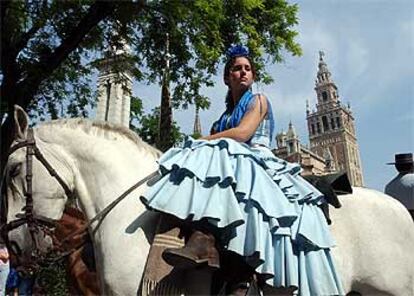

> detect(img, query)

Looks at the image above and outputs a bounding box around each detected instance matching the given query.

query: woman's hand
[204,95,268,142]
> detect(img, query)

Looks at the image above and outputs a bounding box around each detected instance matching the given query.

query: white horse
[2,106,414,295]
[329,188,414,295]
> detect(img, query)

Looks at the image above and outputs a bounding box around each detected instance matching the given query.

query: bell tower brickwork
[306,52,364,186]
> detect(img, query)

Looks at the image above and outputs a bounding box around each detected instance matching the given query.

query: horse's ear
[13,105,29,141]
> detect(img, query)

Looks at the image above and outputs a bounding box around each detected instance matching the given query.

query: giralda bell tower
[306,51,364,186]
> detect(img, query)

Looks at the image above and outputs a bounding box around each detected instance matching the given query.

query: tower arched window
[330,117,335,129]
[322,116,329,131]
[322,91,328,101]
[336,117,341,128]
[288,142,294,154]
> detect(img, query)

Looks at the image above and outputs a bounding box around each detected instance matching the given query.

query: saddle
[303,172,353,225]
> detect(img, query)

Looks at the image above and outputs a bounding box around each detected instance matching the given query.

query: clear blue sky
[136,0,414,191]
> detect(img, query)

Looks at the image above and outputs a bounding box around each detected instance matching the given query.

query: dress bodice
[211,92,274,148]
[247,116,272,148]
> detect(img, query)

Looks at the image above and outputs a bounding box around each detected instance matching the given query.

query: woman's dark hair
[223,55,256,111]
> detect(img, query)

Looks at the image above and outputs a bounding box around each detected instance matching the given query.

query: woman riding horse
[141,45,344,295]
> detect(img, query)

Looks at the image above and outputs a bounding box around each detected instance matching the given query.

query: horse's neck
[36,124,161,295]
[37,126,159,222]
[78,140,158,223]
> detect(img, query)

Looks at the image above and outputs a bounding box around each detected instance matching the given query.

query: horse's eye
[9,163,22,178]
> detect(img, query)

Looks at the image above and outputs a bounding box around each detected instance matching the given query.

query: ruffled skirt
[141,138,344,296]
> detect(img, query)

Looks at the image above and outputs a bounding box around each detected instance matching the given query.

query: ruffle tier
[141,138,344,296]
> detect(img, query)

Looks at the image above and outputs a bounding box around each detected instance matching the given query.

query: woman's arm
[203,94,268,142]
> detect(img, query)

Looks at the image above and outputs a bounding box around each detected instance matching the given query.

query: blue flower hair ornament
[226,45,250,59]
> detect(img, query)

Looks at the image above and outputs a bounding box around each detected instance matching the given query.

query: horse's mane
[38,118,162,158]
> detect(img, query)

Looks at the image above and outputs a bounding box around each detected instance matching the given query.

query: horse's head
[2,106,73,269]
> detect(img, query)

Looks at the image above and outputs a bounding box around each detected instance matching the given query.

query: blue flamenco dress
[141,91,344,296]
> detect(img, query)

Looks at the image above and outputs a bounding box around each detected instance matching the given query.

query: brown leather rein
[1,127,159,267]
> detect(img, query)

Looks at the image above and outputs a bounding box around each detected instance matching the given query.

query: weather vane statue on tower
[319,50,325,60]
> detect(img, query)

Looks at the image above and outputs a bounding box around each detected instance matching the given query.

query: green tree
[0,1,142,169]
[131,106,183,146]
[191,131,203,140]
[1,0,301,168]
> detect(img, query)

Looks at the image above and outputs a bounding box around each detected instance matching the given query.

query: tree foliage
[133,0,302,109]
[1,0,301,166]
[130,106,183,146]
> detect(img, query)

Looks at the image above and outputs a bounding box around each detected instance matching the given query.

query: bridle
[1,128,68,266]
[1,127,159,269]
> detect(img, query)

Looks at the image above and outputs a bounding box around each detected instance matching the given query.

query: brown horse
[53,207,100,296]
